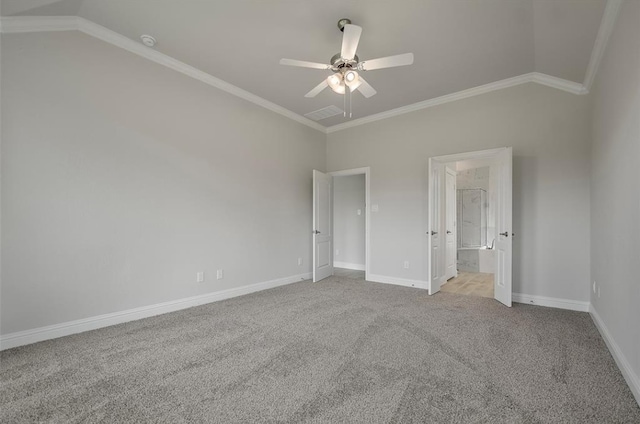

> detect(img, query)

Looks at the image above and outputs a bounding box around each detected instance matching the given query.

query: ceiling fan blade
[356,77,376,98]
[280,58,330,70]
[341,24,362,60]
[305,79,329,98]
[360,53,414,71]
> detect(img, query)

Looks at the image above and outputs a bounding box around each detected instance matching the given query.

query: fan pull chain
[343,89,346,117]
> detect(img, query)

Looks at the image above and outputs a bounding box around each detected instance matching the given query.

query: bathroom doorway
[442,165,496,298]
[428,148,512,306]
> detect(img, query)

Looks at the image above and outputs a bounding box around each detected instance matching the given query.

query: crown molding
[326,72,587,133]
[0,16,327,133]
[582,0,623,92]
[531,72,587,95]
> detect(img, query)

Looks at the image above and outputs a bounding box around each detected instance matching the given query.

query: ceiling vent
[304,105,343,121]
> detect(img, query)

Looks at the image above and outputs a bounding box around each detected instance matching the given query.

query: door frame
[428,147,512,301]
[328,167,370,282]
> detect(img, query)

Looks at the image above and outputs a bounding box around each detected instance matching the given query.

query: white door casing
[428,160,444,295]
[493,148,513,306]
[445,167,457,280]
[313,170,333,282]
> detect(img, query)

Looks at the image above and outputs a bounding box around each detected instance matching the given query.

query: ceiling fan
[280,18,414,118]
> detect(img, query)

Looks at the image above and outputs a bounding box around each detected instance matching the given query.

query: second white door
[445,167,457,280]
[313,170,333,282]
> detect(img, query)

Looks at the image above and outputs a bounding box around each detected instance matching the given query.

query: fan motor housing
[330,53,359,72]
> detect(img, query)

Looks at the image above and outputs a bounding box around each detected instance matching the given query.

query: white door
[445,167,457,280]
[428,161,445,294]
[494,148,513,306]
[313,170,333,282]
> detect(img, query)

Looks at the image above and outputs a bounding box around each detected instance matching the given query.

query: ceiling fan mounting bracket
[337,18,352,32]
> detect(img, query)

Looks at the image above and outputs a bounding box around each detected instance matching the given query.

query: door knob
[313,230,321,234]
[499,232,509,237]
[430,231,438,235]
[446,230,452,234]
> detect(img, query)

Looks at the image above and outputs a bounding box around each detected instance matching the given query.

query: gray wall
[327,83,592,301]
[333,174,365,268]
[590,0,640,391]
[0,32,325,334]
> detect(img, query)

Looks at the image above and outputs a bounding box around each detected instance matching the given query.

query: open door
[428,160,444,294]
[444,167,457,281]
[494,148,512,306]
[313,170,333,282]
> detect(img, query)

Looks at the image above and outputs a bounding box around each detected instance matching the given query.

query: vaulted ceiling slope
[1,0,615,131]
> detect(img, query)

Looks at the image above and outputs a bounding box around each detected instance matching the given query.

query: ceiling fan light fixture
[327,73,345,94]
[344,70,359,87]
[333,83,346,94]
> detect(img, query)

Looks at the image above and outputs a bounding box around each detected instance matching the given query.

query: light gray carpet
[1,276,639,423]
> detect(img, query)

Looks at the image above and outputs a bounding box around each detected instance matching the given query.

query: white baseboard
[367,273,428,290]
[512,293,590,312]
[590,305,640,406]
[0,272,311,351]
[333,261,365,271]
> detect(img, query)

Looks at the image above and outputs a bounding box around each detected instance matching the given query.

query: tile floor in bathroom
[440,271,494,298]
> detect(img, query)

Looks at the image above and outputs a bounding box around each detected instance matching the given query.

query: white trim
[430,147,507,165]
[328,167,370,177]
[326,73,587,133]
[328,167,371,282]
[582,0,624,92]
[512,293,590,312]
[333,261,365,271]
[531,72,587,95]
[0,16,326,134]
[0,272,311,351]
[367,273,428,290]
[590,304,640,405]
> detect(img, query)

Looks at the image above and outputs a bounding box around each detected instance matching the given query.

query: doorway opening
[312,167,370,282]
[428,148,512,306]
[442,165,495,298]
[332,173,366,280]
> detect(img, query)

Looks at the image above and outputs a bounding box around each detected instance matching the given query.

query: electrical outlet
[196,272,204,283]
[216,269,224,280]
[593,281,596,294]
[335,249,340,256]
[297,257,303,266]
[357,209,362,216]
[403,260,410,269]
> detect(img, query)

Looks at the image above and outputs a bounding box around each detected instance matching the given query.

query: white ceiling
[2,0,607,128]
